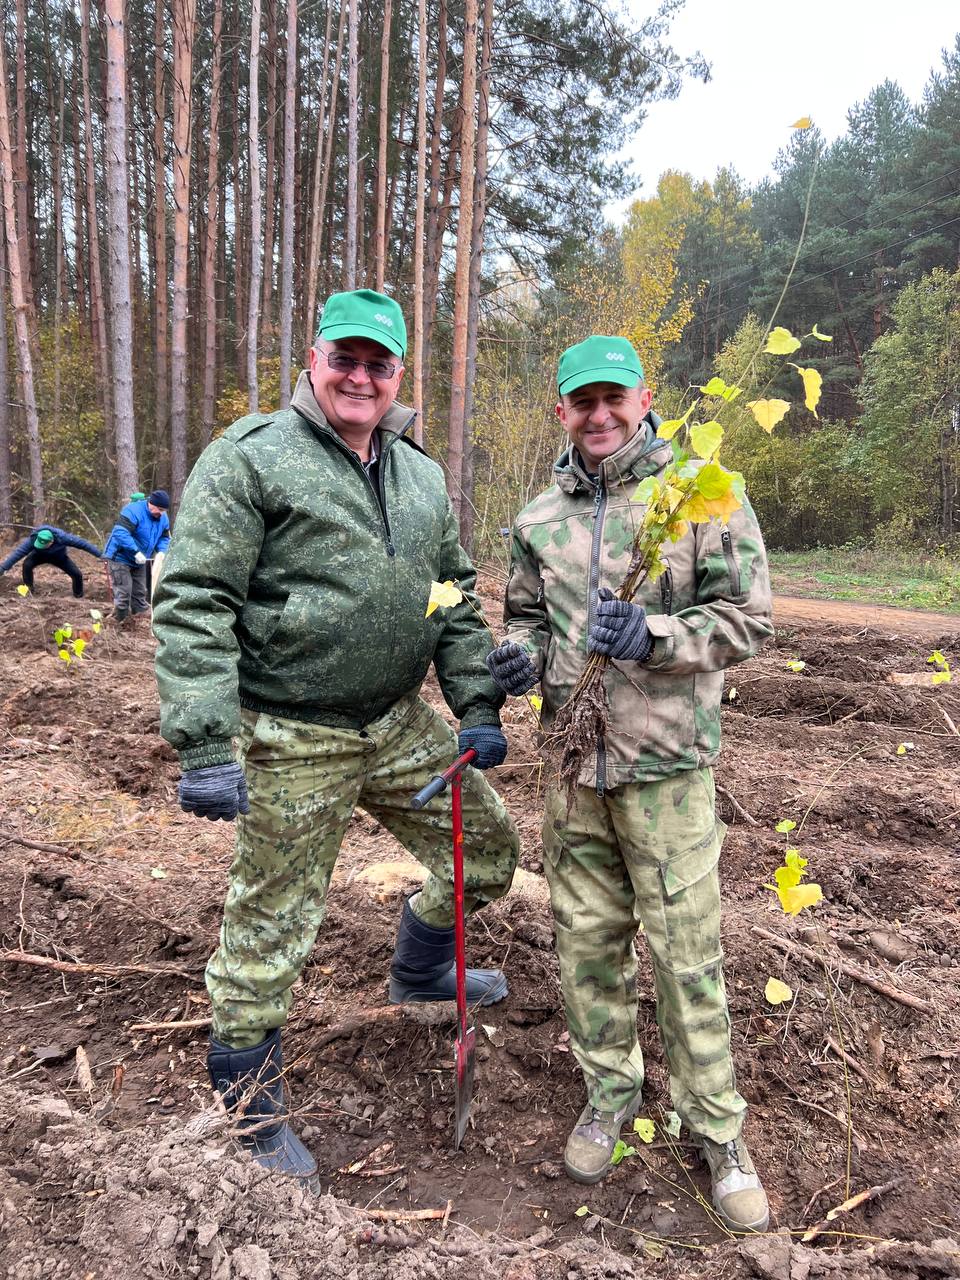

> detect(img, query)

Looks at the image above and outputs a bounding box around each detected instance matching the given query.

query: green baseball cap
[557,335,644,396]
[317,289,407,358]
[33,529,54,549]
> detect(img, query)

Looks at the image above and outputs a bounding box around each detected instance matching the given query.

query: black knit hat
[147,489,170,509]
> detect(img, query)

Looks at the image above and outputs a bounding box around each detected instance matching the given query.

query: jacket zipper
[659,566,674,616]
[720,529,741,596]
[589,477,608,798]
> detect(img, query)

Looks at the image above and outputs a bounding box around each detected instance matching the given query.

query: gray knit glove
[588,588,654,662]
[485,641,538,696]
[178,762,250,821]
[458,725,508,769]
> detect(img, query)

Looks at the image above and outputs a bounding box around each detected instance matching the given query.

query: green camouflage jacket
[153,372,503,770]
[504,417,773,792]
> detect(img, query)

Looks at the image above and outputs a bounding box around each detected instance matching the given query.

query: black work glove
[178,762,250,821]
[458,724,508,770]
[485,641,538,696]
[588,588,654,663]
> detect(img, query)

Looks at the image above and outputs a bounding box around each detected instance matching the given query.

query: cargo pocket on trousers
[541,812,574,931]
[656,828,723,972]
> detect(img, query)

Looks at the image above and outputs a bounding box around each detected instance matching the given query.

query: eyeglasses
[319,350,399,381]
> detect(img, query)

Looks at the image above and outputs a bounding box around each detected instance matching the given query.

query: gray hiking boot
[699,1135,769,1232]
[563,1089,642,1185]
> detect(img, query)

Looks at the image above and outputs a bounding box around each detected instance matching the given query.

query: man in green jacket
[486,336,773,1231]
[153,289,518,1182]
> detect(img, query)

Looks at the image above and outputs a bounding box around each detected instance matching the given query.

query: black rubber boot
[113,607,129,623]
[207,1029,318,1181]
[388,897,508,1006]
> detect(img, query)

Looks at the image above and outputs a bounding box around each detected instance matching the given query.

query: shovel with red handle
[410,747,477,1150]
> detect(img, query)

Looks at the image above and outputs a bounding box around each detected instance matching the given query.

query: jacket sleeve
[59,531,102,558]
[107,513,141,556]
[0,536,32,571]
[156,517,171,554]
[431,501,505,729]
[152,439,265,769]
[502,526,551,674]
[642,495,773,675]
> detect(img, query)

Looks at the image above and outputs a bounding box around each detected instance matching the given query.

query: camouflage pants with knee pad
[542,767,746,1143]
[206,694,519,1048]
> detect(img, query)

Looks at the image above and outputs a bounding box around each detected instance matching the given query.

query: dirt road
[775,593,960,635]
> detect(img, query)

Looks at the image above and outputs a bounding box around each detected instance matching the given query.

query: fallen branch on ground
[0,949,199,982]
[716,785,759,826]
[129,1016,212,1032]
[801,1174,905,1243]
[0,827,85,859]
[311,1002,458,1048]
[824,1034,876,1086]
[349,1205,451,1222]
[751,926,934,1014]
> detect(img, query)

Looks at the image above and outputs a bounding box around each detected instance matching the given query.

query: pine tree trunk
[411,0,428,446]
[0,225,11,527]
[344,0,358,288]
[460,0,492,553]
[247,0,263,410]
[374,0,393,292]
[71,92,87,323]
[0,38,44,520]
[153,0,169,455]
[278,0,297,407]
[260,0,279,347]
[201,0,224,446]
[104,0,139,499]
[13,0,35,322]
[170,0,196,503]
[446,0,478,521]
[303,0,335,356]
[81,0,113,446]
[308,0,346,342]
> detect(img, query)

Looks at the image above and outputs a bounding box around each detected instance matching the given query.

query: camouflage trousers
[206,694,519,1048]
[542,767,746,1143]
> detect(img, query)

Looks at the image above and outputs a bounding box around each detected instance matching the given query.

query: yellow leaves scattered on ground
[765,977,793,1005]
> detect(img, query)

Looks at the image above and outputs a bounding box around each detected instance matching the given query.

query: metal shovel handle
[410,748,477,810]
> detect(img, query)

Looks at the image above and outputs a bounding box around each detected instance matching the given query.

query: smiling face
[309,336,404,445]
[557,380,653,471]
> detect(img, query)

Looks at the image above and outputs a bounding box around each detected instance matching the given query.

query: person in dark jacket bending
[0,526,102,597]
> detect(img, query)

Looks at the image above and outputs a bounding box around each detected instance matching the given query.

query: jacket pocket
[720,529,742,597]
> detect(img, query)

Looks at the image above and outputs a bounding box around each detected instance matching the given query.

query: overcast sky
[609,1,959,217]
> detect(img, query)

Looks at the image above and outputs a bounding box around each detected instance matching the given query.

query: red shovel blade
[454,1023,476,1150]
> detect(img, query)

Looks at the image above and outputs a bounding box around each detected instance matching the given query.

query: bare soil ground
[1,568,959,1280]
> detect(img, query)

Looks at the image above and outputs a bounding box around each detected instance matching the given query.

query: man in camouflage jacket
[153,290,518,1182]
[486,335,773,1231]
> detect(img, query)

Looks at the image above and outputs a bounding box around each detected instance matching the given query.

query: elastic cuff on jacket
[458,705,503,731]
[178,738,234,770]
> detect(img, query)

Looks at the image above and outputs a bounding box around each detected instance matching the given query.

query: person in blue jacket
[103,489,171,621]
[0,526,103,597]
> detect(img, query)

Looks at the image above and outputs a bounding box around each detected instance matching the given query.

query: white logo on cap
[374,313,394,327]
[606,351,625,361]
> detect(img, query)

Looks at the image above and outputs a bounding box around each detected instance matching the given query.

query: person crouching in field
[0,525,102,597]
[103,489,171,622]
[487,335,774,1232]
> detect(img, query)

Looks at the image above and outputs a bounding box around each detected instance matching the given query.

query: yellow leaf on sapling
[811,324,833,342]
[764,326,802,356]
[683,486,742,525]
[698,377,728,397]
[58,649,71,663]
[632,1117,656,1144]
[790,116,812,129]
[791,365,823,417]
[526,693,543,714]
[777,881,824,916]
[746,399,791,433]
[72,638,87,658]
[765,977,793,1005]
[690,420,724,459]
[16,584,30,596]
[574,1206,590,1218]
[425,580,463,617]
[775,819,797,834]
[656,405,694,440]
[695,462,733,501]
